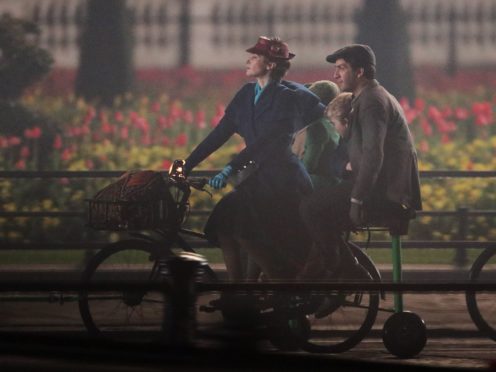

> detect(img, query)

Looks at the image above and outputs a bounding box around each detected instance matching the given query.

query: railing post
[445,5,458,76]
[454,206,469,268]
[178,0,191,66]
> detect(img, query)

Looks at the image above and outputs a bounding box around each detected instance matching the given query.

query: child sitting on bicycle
[297,92,364,281]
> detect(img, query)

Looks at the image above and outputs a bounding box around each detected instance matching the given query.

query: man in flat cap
[299,45,422,304]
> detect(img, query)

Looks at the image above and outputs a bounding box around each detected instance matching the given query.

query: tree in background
[0,14,58,170]
[355,0,415,101]
[0,14,53,100]
[75,0,133,106]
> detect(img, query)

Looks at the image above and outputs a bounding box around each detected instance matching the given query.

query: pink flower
[418,140,429,153]
[210,114,222,128]
[183,110,194,124]
[120,126,129,140]
[454,107,469,120]
[8,136,21,146]
[162,136,170,146]
[195,110,206,129]
[170,101,182,120]
[215,103,225,116]
[85,159,95,169]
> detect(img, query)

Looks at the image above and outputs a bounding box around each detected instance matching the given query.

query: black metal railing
[1,170,495,268]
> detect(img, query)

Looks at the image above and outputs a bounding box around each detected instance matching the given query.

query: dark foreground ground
[1,265,495,371]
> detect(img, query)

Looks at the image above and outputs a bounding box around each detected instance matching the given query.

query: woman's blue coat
[185,80,324,245]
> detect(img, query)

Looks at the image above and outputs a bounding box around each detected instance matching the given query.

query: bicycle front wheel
[466,246,496,341]
[78,239,166,342]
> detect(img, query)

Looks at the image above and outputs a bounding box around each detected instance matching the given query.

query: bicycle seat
[361,201,416,236]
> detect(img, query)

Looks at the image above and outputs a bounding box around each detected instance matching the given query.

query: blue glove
[209,165,232,189]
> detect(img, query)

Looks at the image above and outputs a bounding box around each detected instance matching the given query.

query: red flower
[175,133,188,147]
[162,136,170,146]
[162,159,172,170]
[157,115,168,128]
[101,121,114,134]
[14,159,26,169]
[84,107,96,124]
[420,119,433,137]
[53,134,63,149]
[129,111,139,123]
[32,126,42,138]
[20,146,30,158]
[472,102,493,126]
[61,148,72,161]
[414,98,425,112]
[114,111,124,122]
[85,159,95,169]
[0,136,8,148]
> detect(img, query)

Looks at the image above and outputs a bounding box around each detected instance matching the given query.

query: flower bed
[0,67,495,242]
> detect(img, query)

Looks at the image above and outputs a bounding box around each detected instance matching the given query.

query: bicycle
[78,161,216,342]
[78,160,381,352]
[466,244,496,341]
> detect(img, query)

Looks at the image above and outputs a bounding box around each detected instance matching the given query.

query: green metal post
[391,235,403,312]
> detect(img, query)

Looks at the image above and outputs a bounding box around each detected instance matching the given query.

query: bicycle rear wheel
[466,246,496,341]
[78,239,166,342]
[300,243,380,353]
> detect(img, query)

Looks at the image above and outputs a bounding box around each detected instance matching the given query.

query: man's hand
[349,199,363,226]
[208,165,232,189]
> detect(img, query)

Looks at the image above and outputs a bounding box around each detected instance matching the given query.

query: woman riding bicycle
[182,36,324,281]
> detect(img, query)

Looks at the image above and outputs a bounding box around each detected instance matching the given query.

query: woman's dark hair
[269,59,291,81]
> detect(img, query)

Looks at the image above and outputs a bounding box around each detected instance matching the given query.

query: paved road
[1,264,495,370]
[1,289,495,371]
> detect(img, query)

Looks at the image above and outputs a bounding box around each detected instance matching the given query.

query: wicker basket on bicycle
[86,170,185,231]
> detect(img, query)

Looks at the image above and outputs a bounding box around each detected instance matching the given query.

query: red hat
[246,36,295,60]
